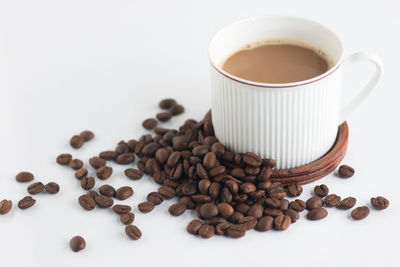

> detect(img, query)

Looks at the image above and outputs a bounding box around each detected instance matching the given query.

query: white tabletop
[0,0,398,266]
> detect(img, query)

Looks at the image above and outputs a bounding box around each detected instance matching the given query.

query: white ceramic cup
[209,16,383,169]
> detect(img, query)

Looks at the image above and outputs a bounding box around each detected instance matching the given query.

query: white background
[0,0,399,266]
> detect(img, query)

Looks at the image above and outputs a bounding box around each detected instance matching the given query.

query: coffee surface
[222,41,331,83]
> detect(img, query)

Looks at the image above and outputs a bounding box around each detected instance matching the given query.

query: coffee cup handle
[340,52,383,122]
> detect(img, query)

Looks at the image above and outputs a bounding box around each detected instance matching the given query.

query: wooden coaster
[200,110,348,185]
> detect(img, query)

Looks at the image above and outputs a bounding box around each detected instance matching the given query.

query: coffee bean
[120,213,135,225]
[138,201,155,213]
[99,151,118,160]
[96,166,113,180]
[211,142,225,157]
[79,130,94,142]
[337,197,356,210]
[198,224,215,238]
[247,203,264,219]
[205,217,226,225]
[217,203,234,218]
[168,202,186,216]
[156,111,172,122]
[112,204,131,214]
[230,168,245,178]
[16,171,34,183]
[169,104,184,115]
[287,184,303,197]
[351,206,370,220]
[215,222,231,235]
[115,153,135,164]
[225,180,239,194]
[226,224,246,238]
[142,118,158,130]
[78,194,96,210]
[199,203,219,219]
[124,168,143,180]
[187,219,203,235]
[203,152,217,170]
[255,216,274,231]
[158,185,175,199]
[324,194,341,207]
[338,165,354,178]
[69,159,83,170]
[306,196,323,210]
[243,152,262,167]
[263,208,283,217]
[125,225,142,240]
[240,182,256,194]
[228,212,244,224]
[116,186,134,200]
[75,168,88,180]
[198,179,211,195]
[262,158,276,168]
[99,184,116,197]
[89,156,106,169]
[307,207,328,220]
[284,209,299,223]
[80,177,95,190]
[370,196,389,210]
[95,195,114,208]
[265,198,281,209]
[70,236,86,252]
[27,182,44,195]
[56,153,72,165]
[196,163,208,179]
[70,135,84,149]
[18,196,36,209]
[146,192,163,205]
[44,182,60,194]
[314,184,329,197]
[155,148,169,164]
[87,190,99,199]
[274,215,291,230]
[159,98,177,109]
[238,216,257,230]
[142,143,160,157]
[0,200,12,215]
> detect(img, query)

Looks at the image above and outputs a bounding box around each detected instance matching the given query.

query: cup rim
[208,15,344,89]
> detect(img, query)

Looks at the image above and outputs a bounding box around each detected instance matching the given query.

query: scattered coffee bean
[18,196,36,210]
[142,118,158,130]
[27,182,44,195]
[169,104,184,116]
[274,215,291,230]
[116,186,134,200]
[168,202,186,216]
[287,184,303,197]
[115,153,135,164]
[370,196,389,210]
[70,135,84,149]
[324,194,341,207]
[187,220,203,235]
[99,151,118,160]
[338,165,354,178]
[125,225,142,240]
[56,153,72,165]
[78,194,96,211]
[156,111,172,122]
[120,213,135,225]
[112,204,132,215]
[44,182,60,194]
[0,200,12,215]
[124,168,143,180]
[138,201,155,213]
[79,130,95,142]
[198,224,215,238]
[238,216,257,230]
[146,192,163,205]
[255,216,274,231]
[69,159,83,170]
[158,185,175,199]
[96,166,113,180]
[284,209,299,223]
[159,98,177,109]
[75,168,88,180]
[314,184,329,197]
[16,171,34,183]
[337,197,356,210]
[306,196,323,210]
[80,177,95,190]
[89,156,106,169]
[87,190,99,199]
[99,184,116,197]
[70,236,86,252]
[226,224,246,238]
[307,207,328,220]
[95,195,114,208]
[351,206,370,220]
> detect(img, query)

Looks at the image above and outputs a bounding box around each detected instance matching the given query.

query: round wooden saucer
[200,110,348,185]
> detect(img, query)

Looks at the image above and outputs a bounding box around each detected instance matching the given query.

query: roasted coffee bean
[70,135,84,149]
[255,216,274,231]
[240,182,256,194]
[124,168,144,180]
[142,143,160,157]
[146,192,163,205]
[238,216,257,230]
[56,153,72,165]
[245,167,260,176]
[99,184,116,197]
[115,153,135,164]
[44,182,59,194]
[257,180,272,190]
[95,195,114,208]
[89,156,106,169]
[314,184,329,197]
[198,179,211,195]
[166,151,180,167]
[156,111,172,122]
[27,182,44,195]
[265,198,281,209]
[247,203,264,219]
[263,208,283,217]
[262,158,276,168]
[351,206,370,220]
[215,222,231,235]
[192,145,210,157]
[169,163,183,180]
[187,220,203,235]
[205,217,227,225]
[169,104,185,116]
[70,236,86,252]
[235,203,250,215]
[225,180,239,195]
[306,196,323,210]
[287,184,303,197]
[218,203,234,218]
[199,203,219,219]
[18,196,36,210]
[370,196,389,210]
[87,190,99,199]
[230,168,245,178]
[337,197,356,210]
[307,207,328,220]
[209,182,221,199]
[155,148,169,164]
[0,200,12,215]
[163,179,179,188]
[142,118,158,130]
[69,159,83,170]
[198,224,215,238]
[220,187,232,203]
[196,163,208,179]
[168,202,186,216]
[203,152,217,170]
[226,224,246,238]
[112,204,131,214]
[159,98,177,109]
[228,212,244,224]
[16,171,34,183]
[211,142,225,157]
[324,194,341,207]
[96,166,113,180]
[172,135,188,151]
[99,150,118,160]
[243,152,262,167]
[80,177,95,190]
[208,166,226,177]
[274,215,291,230]
[279,199,290,211]
[138,201,155,213]
[120,213,135,225]
[338,165,354,178]
[125,225,142,240]
[80,130,94,142]
[75,168,88,180]
[116,142,130,154]
[284,209,299,223]
[116,186,134,200]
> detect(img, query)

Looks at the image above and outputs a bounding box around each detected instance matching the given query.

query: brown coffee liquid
[222,40,331,84]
